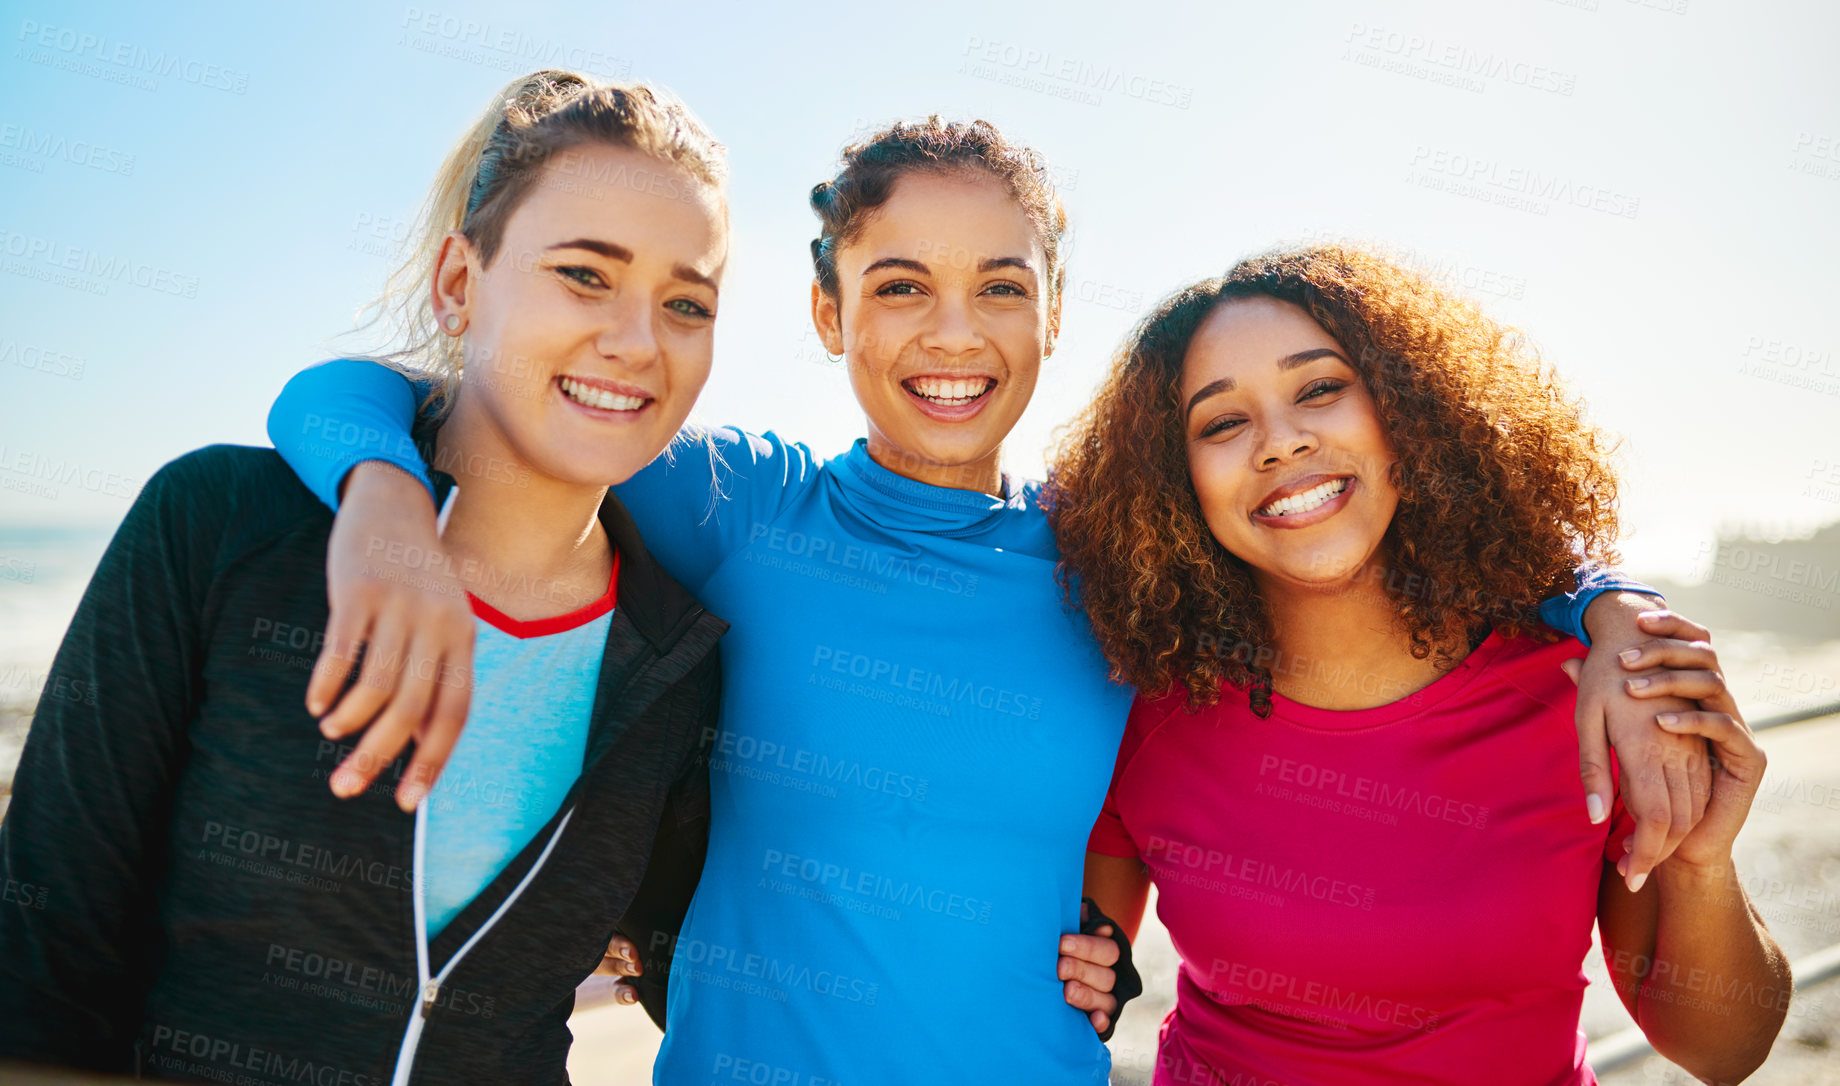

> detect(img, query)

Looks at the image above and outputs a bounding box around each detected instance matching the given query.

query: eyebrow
[548,238,718,292]
[1184,347,1350,420]
[549,238,631,262]
[859,256,1037,277]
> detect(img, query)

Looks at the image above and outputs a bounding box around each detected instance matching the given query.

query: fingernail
[398,784,427,811]
[1629,871,1648,893]
[1618,649,1641,664]
[329,769,358,798]
[1657,713,1680,727]
[620,947,634,961]
[1586,793,1607,824]
[1060,937,1073,953]
[308,699,326,717]
[319,718,339,738]
[1626,677,1650,691]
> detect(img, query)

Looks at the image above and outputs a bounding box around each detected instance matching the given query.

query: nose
[593,291,661,371]
[919,290,984,359]
[1254,413,1317,468]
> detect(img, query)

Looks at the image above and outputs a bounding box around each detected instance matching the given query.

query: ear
[432,231,480,335]
[811,280,845,356]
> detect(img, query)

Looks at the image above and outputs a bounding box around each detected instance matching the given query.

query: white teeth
[1257,478,1349,518]
[560,377,645,412]
[905,376,993,406]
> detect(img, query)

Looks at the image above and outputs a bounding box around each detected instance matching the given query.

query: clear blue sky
[2,0,1837,579]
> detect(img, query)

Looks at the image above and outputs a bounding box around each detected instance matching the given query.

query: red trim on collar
[467,551,619,639]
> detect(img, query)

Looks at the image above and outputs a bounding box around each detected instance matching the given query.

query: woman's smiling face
[437,143,727,489]
[814,169,1058,489]
[1181,295,1400,592]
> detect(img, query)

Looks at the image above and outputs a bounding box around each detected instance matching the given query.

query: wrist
[340,459,434,509]
[1582,590,1665,644]
[1654,851,1739,898]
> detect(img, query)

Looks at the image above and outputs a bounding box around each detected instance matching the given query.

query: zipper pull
[421,980,440,1018]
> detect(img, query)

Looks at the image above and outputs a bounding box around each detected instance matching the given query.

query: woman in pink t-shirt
[1046,246,1790,1085]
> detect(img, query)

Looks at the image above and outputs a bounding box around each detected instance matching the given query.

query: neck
[430,392,613,617]
[1255,557,1466,710]
[864,432,1005,496]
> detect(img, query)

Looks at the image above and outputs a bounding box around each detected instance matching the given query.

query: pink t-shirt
[1089,633,1636,1086]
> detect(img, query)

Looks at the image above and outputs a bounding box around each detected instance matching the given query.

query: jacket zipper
[388,802,576,1086]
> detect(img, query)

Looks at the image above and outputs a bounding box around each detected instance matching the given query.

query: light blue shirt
[422,603,609,938]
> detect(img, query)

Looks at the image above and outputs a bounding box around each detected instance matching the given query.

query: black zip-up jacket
[0,444,724,1083]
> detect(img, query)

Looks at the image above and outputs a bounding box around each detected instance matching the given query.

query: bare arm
[1083,850,1153,943]
[1595,613,1790,1083]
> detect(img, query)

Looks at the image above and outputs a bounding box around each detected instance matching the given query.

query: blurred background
[2,0,1835,1081]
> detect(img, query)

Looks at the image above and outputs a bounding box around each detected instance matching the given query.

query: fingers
[1620,766,1670,893]
[613,980,640,1006]
[1058,955,1117,997]
[1635,609,1711,645]
[594,935,644,978]
[1657,711,1764,776]
[1625,670,1737,717]
[1062,975,1119,1019]
[307,608,369,719]
[1615,638,1715,675]
[1660,756,1695,865]
[399,652,472,811]
[319,614,411,740]
[1059,932,1121,969]
[331,702,417,800]
[1567,661,1613,825]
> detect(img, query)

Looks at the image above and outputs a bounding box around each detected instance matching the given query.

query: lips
[557,375,652,414]
[900,374,998,422]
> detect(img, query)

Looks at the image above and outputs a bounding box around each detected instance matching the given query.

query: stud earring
[443,314,462,332]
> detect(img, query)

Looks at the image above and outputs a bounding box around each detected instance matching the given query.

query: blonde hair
[351,70,726,418]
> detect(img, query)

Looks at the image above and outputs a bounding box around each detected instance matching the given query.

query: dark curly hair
[1045,244,1621,708]
[808,116,1067,302]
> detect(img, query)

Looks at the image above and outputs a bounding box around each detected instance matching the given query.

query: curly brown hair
[1045,244,1622,708]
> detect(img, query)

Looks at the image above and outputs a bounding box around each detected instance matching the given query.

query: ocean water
[0,520,118,707]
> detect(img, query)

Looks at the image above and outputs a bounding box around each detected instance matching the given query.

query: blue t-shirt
[267,359,1655,1082]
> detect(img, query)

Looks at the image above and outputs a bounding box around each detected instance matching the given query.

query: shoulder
[143,445,329,549]
[1475,632,1587,715]
[672,424,822,498]
[1112,686,1217,778]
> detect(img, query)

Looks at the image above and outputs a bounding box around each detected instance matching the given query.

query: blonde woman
[0,71,732,1085]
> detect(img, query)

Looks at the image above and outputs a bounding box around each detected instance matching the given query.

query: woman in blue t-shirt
[265,118,1710,1081]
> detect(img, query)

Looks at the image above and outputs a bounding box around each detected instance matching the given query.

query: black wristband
[1080,896,1143,1042]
